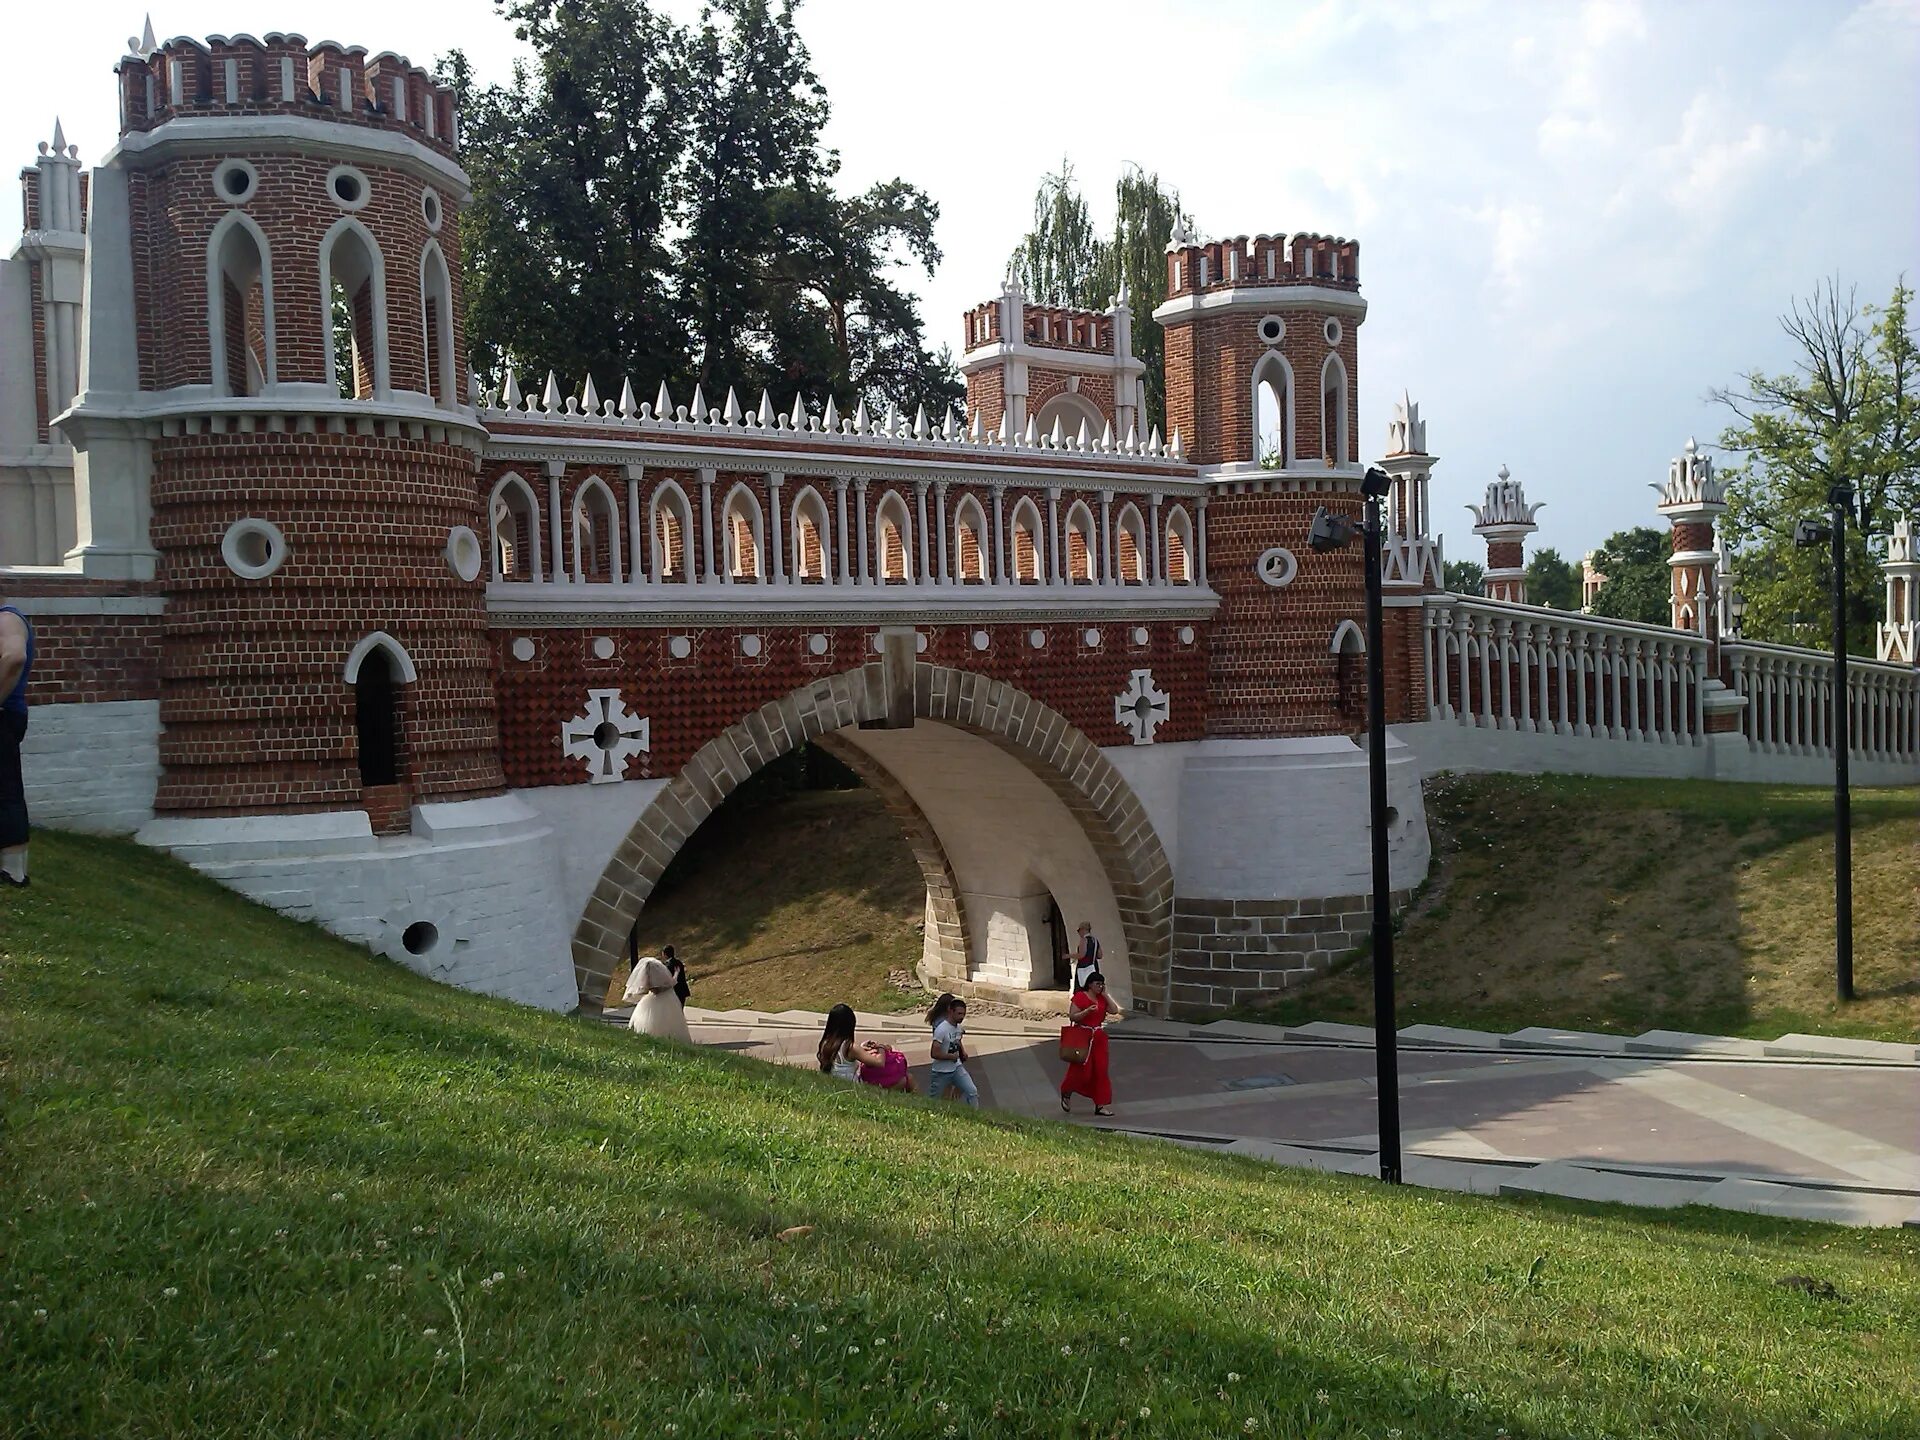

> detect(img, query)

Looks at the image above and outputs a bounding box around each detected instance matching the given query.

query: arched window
[488,473,542,582]
[345,633,416,789]
[651,481,693,583]
[572,476,621,584]
[1116,503,1146,583]
[420,240,455,408]
[875,491,912,583]
[1321,353,1349,464]
[1065,500,1097,582]
[789,485,831,582]
[1032,391,1106,446]
[319,218,389,400]
[1010,497,1045,583]
[724,484,763,581]
[1331,618,1365,718]
[953,494,988,582]
[208,213,274,398]
[1165,508,1194,584]
[1252,350,1294,467]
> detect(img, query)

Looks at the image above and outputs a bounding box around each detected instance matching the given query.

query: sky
[6,0,1917,565]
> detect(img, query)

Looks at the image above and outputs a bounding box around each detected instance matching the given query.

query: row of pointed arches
[206,211,456,406]
[1253,349,1350,467]
[485,472,1200,588]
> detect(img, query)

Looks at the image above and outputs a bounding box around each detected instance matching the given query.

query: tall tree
[1713,279,1918,654]
[445,1,688,399]
[1443,559,1484,596]
[1006,164,1193,434]
[1589,527,1673,626]
[1524,548,1581,610]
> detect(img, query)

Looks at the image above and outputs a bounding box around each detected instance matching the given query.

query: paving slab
[1624,1030,1770,1059]
[1497,1160,1710,1209]
[1764,1034,1920,1064]
[1398,1154,1511,1195]
[1692,1177,1920,1227]
[1281,1021,1377,1045]
[1399,1023,1505,1048]
[1500,1026,1629,1054]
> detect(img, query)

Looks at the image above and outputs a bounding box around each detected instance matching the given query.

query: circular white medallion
[807,633,829,656]
[914,632,928,654]
[668,635,692,659]
[510,636,536,662]
[1257,547,1299,588]
[970,630,990,652]
[326,164,371,212]
[445,525,482,582]
[1323,316,1344,347]
[1256,314,1285,346]
[1131,626,1149,646]
[211,158,258,204]
[221,518,288,580]
[1177,626,1196,645]
[740,634,763,657]
[1028,629,1047,649]
[1083,627,1102,647]
[591,635,616,661]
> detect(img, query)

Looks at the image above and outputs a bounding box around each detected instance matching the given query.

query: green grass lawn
[6,830,1919,1439]
[1252,775,1920,1043]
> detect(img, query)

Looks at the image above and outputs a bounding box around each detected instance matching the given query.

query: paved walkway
[614,1006,1920,1228]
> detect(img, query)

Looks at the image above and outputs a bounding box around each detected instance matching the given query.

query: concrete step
[1397,1154,1510,1195]
[1497,1160,1710,1209]
[1624,1029,1769,1059]
[1500,1026,1629,1054]
[1691,1177,1919,1228]
[1225,1140,1377,1175]
[1281,1021,1377,1045]
[1398,1023,1505,1048]
[1764,1033,1920,1064]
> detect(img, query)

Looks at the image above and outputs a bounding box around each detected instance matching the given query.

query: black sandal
[1059,1093,1071,1112]
[1094,1106,1114,1117]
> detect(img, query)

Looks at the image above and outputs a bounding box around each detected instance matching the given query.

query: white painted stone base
[18,699,160,833]
[1393,719,1920,788]
[137,795,577,1011]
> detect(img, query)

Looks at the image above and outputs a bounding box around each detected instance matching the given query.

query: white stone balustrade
[1723,641,1920,763]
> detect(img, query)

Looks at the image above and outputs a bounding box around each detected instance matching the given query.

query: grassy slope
[4,833,1919,1440]
[608,787,929,1014]
[1259,775,1920,1042]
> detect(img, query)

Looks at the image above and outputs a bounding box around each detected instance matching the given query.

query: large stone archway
[570,659,1176,1013]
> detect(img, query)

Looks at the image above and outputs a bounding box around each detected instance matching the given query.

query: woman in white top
[624,955,692,1043]
[817,1003,907,1086]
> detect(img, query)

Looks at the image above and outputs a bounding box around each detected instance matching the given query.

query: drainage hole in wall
[402,921,440,956]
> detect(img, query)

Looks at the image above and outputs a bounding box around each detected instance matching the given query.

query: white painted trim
[103,114,473,196]
[786,482,833,581]
[1330,618,1365,654]
[205,209,278,396]
[487,471,544,583]
[1152,284,1369,324]
[720,480,765,582]
[418,239,455,409]
[1320,350,1350,465]
[317,215,391,398]
[959,338,1147,378]
[344,629,419,684]
[570,473,624,584]
[1251,350,1295,467]
[1114,500,1148,583]
[647,477,695,583]
[1007,494,1047,583]
[1032,391,1107,441]
[2,594,165,615]
[951,492,990,582]
[485,582,1219,624]
[873,486,916,583]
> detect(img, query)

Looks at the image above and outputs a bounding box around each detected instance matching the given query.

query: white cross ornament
[1113,669,1171,745]
[562,688,651,784]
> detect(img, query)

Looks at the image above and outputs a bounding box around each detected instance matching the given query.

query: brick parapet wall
[149,429,502,814]
[0,577,164,705]
[1169,889,1412,1013]
[493,621,1208,788]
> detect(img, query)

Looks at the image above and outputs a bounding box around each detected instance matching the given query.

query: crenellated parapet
[1161,230,1360,299]
[960,276,1143,450]
[115,27,459,155]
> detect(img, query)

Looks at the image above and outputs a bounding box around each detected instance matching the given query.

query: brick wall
[1169,889,1413,1013]
[1162,308,1359,469]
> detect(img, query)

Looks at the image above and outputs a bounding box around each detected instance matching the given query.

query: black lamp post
[1792,479,1861,1002]
[1309,465,1402,1184]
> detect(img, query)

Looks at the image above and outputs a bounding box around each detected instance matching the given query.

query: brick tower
[1153,228,1377,733]
[1654,437,1727,635]
[1468,466,1542,604]
[56,34,503,826]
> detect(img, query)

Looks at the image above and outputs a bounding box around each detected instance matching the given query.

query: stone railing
[1723,640,1919,762]
[1422,596,1709,744]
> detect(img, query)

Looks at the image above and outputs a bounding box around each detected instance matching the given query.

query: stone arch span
[570,660,1175,1014]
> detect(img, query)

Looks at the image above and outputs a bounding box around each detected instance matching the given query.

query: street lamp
[1792,482,1860,1002]
[1309,464,1402,1184]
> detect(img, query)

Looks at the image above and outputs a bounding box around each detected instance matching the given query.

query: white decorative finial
[51,118,66,153]
[141,15,157,52]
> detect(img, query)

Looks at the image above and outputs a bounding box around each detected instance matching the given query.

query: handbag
[1059,1024,1094,1065]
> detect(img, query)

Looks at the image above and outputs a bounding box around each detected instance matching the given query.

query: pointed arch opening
[1116,503,1147,584]
[420,239,455,408]
[208,212,275,398]
[953,494,988,583]
[488,472,542,582]
[789,484,831,582]
[572,475,622,584]
[1165,507,1194,584]
[1252,350,1295,467]
[319,217,389,400]
[651,480,693,583]
[723,484,764,582]
[345,632,416,790]
[1033,391,1106,446]
[1010,497,1045,583]
[875,490,913,583]
[1065,500,1098,583]
[1320,352,1350,464]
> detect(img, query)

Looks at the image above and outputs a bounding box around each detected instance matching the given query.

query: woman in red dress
[1060,970,1119,1116]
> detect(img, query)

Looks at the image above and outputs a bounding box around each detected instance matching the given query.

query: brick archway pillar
[569,660,1176,1013]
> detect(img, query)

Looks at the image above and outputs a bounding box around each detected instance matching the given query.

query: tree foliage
[1589,527,1672,626]
[1524,548,1581,610]
[1006,163,1194,435]
[1443,559,1484,596]
[1714,280,1918,654]
[447,0,959,417]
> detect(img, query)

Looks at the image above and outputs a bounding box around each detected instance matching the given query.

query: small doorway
[1046,897,1071,990]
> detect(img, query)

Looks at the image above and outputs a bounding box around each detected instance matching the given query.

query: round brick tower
[85,34,502,826]
[1468,465,1543,604]
[1655,437,1727,636]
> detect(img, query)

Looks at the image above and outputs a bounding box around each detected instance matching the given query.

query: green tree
[1443,559,1484,596]
[1589,527,1672,625]
[1006,164,1193,435]
[1713,279,1918,654]
[1524,547,1581,610]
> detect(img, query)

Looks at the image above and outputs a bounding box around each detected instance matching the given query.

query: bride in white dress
[624,956,692,1043]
